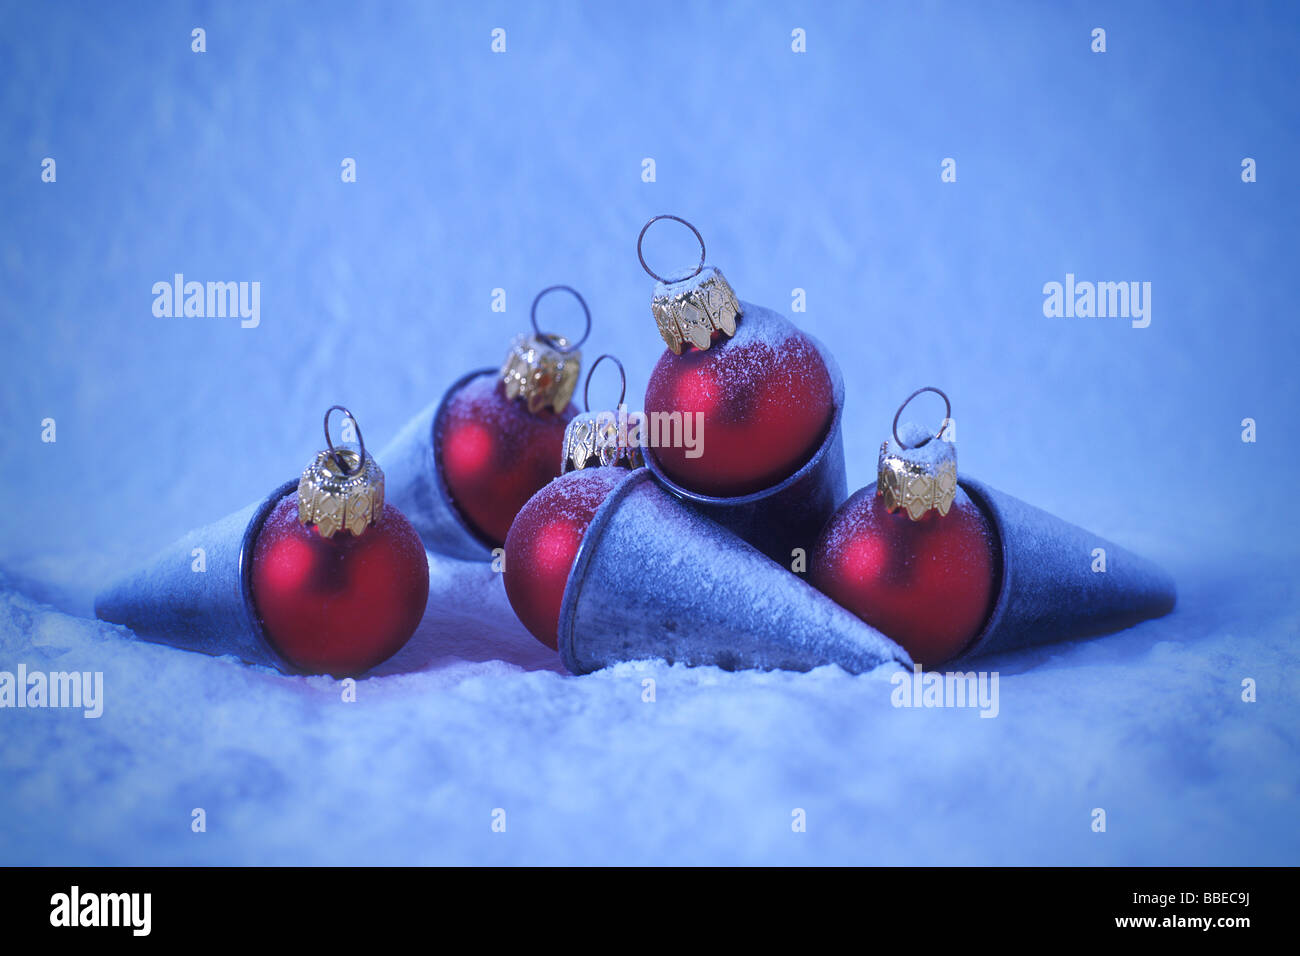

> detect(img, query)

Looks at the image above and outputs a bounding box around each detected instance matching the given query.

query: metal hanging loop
[892,387,952,450]
[323,404,366,475]
[530,285,592,354]
[583,354,627,413]
[637,214,706,284]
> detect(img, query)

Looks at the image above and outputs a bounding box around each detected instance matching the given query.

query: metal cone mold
[957,478,1177,660]
[377,368,496,561]
[94,480,297,671]
[557,469,911,676]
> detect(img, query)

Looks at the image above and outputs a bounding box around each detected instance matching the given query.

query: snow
[889,421,954,459]
[1,1,1298,864]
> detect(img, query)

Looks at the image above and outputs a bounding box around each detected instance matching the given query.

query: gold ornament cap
[562,412,645,473]
[499,285,591,414]
[877,387,957,522]
[298,406,385,538]
[638,215,743,355]
[561,355,644,473]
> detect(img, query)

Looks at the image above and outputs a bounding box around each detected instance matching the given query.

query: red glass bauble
[503,468,628,650]
[644,311,834,497]
[811,485,999,667]
[250,495,430,675]
[437,376,577,547]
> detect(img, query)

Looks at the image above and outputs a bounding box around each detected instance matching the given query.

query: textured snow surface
[1,1,1298,864]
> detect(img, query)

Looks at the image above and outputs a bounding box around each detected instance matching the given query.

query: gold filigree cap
[500,285,591,414]
[638,215,743,355]
[561,411,645,474]
[299,449,385,538]
[499,334,581,414]
[651,267,742,355]
[877,387,957,522]
[297,406,385,538]
[561,355,643,473]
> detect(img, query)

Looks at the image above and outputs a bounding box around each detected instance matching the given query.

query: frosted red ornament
[811,388,998,668]
[812,486,996,668]
[437,376,574,547]
[504,355,643,650]
[645,312,834,496]
[639,216,834,497]
[504,468,628,650]
[249,407,429,675]
[435,286,589,547]
[251,497,429,675]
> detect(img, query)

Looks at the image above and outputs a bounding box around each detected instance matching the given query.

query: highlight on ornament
[94,405,430,677]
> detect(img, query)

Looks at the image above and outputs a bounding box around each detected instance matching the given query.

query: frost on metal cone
[558,470,911,676]
[957,478,1177,660]
[93,480,296,671]
[377,369,496,561]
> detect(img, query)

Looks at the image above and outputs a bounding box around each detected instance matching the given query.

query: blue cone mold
[378,367,496,561]
[957,477,1177,660]
[558,469,911,676]
[94,480,297,671]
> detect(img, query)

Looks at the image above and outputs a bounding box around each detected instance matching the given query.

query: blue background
[1,1,1297,864]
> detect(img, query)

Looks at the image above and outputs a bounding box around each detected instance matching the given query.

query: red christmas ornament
[638,216,834,497]
[436,286,589,547]
[250,407,430,675]
[438,377,574,547]
[811,388,998,667]
[504,356,644,650]
[504,468,627,650]
[645,322,834,497]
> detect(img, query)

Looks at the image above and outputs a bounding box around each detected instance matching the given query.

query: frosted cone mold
[557,469,911,676]
[954,478,1177,660]
[95,481,299,671]
[378,368,497,561]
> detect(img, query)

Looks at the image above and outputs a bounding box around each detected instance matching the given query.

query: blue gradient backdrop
[0,1,1297,864]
